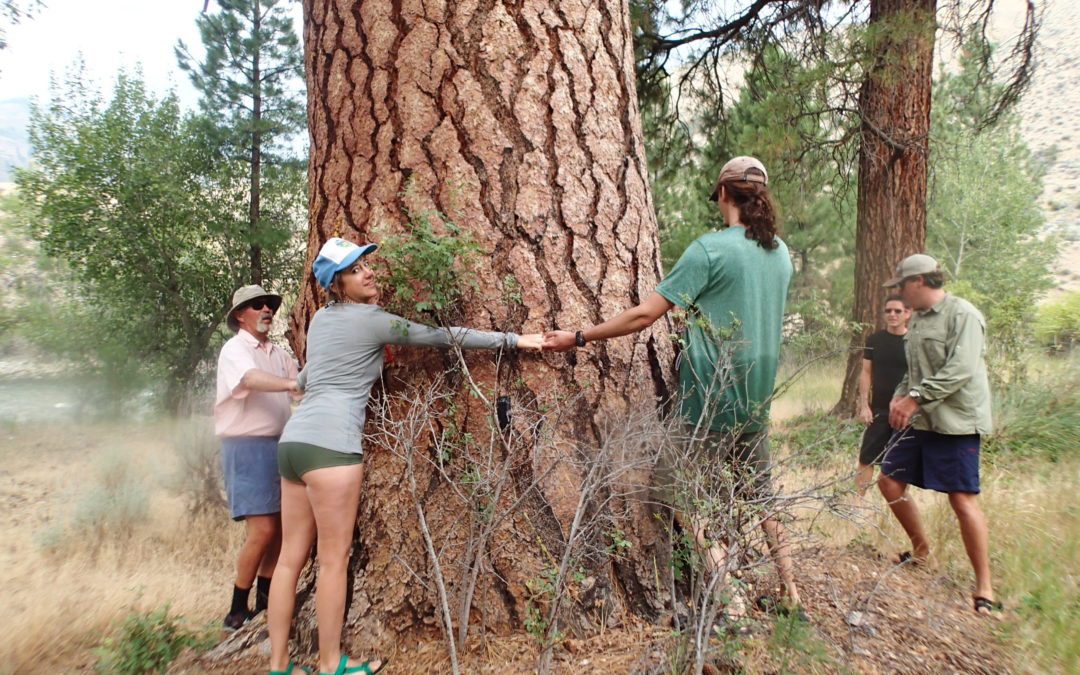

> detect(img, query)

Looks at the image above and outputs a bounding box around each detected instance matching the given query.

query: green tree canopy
[927,43,1056,378]
[15,72,256,410]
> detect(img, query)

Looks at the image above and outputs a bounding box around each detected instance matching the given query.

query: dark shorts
[656,428,774,507]
[858,410,896,465]
[277,441,363,482]
[220,436,282,521]
[881,428,981,494]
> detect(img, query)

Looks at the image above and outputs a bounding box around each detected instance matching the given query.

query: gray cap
[226,284,283,332]
[883,254,940,287]
[709,155,768,201]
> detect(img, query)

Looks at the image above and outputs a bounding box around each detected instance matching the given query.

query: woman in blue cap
[267,238,541,675]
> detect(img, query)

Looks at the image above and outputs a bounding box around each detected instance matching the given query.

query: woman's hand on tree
[517,333,544,351]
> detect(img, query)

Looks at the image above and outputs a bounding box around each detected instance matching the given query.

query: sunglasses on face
[246,300,274,312]
[884,308,904,314]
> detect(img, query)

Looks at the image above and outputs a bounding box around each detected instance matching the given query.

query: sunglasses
[246,300,275,311]
[884,308,905,314]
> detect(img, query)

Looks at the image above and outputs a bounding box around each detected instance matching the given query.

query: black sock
[230,585,250,616]
[255,576,272,613]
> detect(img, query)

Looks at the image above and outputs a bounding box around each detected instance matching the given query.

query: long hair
[719,180,780,250]
[327,272,346,304]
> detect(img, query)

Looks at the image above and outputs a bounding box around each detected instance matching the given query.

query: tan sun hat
[226,284,283,332]
[882,254,941,288]
[709,155,769,201]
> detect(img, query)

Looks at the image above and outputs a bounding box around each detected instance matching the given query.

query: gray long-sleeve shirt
[280,303,518,455]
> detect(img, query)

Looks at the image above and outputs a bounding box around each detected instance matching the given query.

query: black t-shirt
[864,329,908,410]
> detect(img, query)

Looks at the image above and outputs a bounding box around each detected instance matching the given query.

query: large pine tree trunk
[834,0,935,416]
[284,0,675,654]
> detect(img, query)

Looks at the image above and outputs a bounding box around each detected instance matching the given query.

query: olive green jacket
[895,293,993,435]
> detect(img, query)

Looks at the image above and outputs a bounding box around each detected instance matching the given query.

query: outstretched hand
[517,333,544,351]
[543,330,577,352]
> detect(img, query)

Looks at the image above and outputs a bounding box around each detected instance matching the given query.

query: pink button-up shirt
[214,329,299,438]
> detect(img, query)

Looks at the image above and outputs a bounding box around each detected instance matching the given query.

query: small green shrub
[766,611,835,672]
[93,604,214,674]
[985,357,1080,461]
[773,411,863,468]
[374,181,482,326]
[1033,291,1080,353]
[74,447,150,538]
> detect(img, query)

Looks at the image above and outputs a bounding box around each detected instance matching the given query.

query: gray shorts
[655,428,773,509]
[220,436,282,520]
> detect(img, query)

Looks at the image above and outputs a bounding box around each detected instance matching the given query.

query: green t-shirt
[655,226,792,433]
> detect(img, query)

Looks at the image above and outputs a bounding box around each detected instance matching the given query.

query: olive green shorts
[277,442,363,482]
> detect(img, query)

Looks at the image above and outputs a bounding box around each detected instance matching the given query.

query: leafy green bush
[374,182,482,326]
[93,605,214,674]
[985,357,1080,461]
[1033,291,1080,353]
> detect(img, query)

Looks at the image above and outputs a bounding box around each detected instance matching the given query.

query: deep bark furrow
[352,1,380,228]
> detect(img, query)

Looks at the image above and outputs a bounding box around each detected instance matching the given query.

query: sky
[0,0,302,106]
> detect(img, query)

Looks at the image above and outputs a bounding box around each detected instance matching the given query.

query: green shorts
[277,442,363,482]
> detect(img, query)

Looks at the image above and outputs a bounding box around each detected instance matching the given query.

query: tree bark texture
[283,0,676,652]
[835,0,934,417]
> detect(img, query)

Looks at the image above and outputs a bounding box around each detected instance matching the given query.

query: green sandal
[319,654,388,675]
[269,660,312,675]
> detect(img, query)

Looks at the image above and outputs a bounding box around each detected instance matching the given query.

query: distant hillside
[1012,0,1080,292]
[0,97,31,182]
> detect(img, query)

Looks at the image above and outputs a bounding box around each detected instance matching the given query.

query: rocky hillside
[1012,0,1080,291]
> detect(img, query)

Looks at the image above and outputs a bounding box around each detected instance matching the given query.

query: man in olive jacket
[881,254,998,616]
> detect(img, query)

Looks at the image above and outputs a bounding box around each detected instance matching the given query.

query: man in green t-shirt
[545,156,802,622]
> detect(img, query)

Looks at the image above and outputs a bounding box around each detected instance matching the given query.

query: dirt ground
[171,543,1012,675]
[1,422,1014,674]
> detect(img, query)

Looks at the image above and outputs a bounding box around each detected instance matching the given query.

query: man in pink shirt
[215,284,299,630]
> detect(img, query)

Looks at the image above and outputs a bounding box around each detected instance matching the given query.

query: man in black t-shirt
[855,295,911,494]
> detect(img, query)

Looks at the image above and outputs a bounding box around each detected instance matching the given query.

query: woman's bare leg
[305,463,383,673]
[268,478,316,672]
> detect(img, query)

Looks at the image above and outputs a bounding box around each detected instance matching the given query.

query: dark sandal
[891,551,925,567]
[756,595,809,622]
[973,596,1002,615]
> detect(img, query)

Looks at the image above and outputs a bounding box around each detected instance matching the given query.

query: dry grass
[0,418,238,673]
[771,364,1080,674]
[2,363,1076,673]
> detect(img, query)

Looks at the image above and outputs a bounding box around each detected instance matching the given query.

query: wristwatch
[908,389,923,403]
[575,330,587,347]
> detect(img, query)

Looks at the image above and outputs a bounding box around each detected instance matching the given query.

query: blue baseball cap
[312,237,378,289]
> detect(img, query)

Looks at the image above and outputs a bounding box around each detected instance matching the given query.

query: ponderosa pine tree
[274,0,674,664]
[176,0,306,286]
